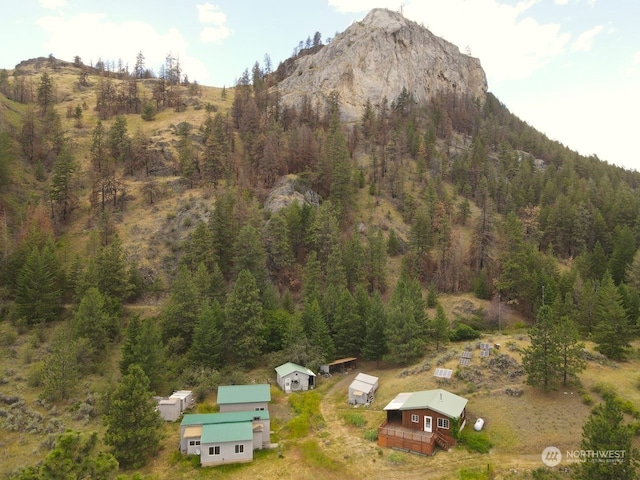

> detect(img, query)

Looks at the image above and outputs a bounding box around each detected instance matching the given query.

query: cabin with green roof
[275,362,316,393]
[180,410,271,466]
[378,389,467,456]
[216,384,271,412]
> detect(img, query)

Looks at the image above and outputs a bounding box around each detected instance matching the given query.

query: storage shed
[158,397,181,422]
[320,357,358,375]
[275,362,316,393]
[348,373,379,405]
[157,390,195,421]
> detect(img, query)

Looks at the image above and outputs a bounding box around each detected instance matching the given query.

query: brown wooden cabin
[378,389,468,456]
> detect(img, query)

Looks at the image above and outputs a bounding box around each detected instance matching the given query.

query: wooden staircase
[435,431,450,451]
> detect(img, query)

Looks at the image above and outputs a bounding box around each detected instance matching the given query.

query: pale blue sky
[1,0,638,171]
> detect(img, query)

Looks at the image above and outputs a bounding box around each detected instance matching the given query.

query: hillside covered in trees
[0,12,640,477]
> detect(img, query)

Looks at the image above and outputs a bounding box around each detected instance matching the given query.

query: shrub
[364,428,378,441]
[343,412,366,427]
[387,452,406,465]
[141,102,156,121]
[0,324,17,347]
[26,362,44,388]
[450,324,481,342]
[460,430,493,453]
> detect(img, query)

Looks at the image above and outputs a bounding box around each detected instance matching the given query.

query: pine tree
[209,190,236,278]
[302,298,335,361]
[362,292,387,365]
[556,314,586,387]
[224,270,265,367]
[332,288,363,357]
[161,264,200,353]
[104,365,163,469]
[93,234,132,302]
[574,393,639,480]
[107,115,130,163]
[233,224,268,292]
[37,71,54,115]
[181,221,216,272]
[189,301,224,369]
[90,120,107,172]
[72,287,113,364]
[366,228,387,292]
[42,327,78,401]
[594,272,633,360]
[431,304,450,352]
[302,251,323,306]
[49,148,77,222]
[609,225,636,286]
[264,212,295,273]
[521,305,561,391]
[15,242,62,324]
[384,269,428,365]
[120,315,165,392]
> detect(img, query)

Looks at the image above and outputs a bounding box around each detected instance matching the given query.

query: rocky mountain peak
[276,8,488,121]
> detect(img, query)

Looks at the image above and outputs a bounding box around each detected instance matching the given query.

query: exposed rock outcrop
[276,8,487,122]
[264,175,321,215]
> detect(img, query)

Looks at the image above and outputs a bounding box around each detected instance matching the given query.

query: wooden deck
[378,421,437,456]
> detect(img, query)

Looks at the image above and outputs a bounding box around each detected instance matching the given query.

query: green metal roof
[201,422,253,444]
[275,362,316,378]
[181,410,269,427]
[216,384,271,405]
[391,389,468,418]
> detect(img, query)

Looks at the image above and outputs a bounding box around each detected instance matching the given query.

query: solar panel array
[461,351,473,359]
[480,349,490,358]
[459,357,471,367]
[434,368,453,379]
[480,342,492,350]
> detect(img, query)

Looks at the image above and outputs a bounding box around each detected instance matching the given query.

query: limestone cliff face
[276,8,488,121]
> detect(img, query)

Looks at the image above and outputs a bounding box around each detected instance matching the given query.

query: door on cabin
[424,416,432,433]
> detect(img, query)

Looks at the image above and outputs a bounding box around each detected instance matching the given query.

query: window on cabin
[437,418,450,429]
[189,440,200,446]
[209,446,220,455]
[235,444,244,454]
[411,414,419,423]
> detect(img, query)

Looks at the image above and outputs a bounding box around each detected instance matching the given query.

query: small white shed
[158,397,181,421]
[157,390,195,421]
[348,373,379,405]
[275,362,316,393]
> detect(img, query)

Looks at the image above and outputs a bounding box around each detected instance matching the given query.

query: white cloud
[554,0,569,5]
[35,12,209,81]
[39,0,67,9]
[196,3,231,44]
[632,51,640,65]
[571,25,603,52]
[200,26,231,44]
[197,3,225,24]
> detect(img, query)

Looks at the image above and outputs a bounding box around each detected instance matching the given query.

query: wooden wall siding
[400,408,452,432]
